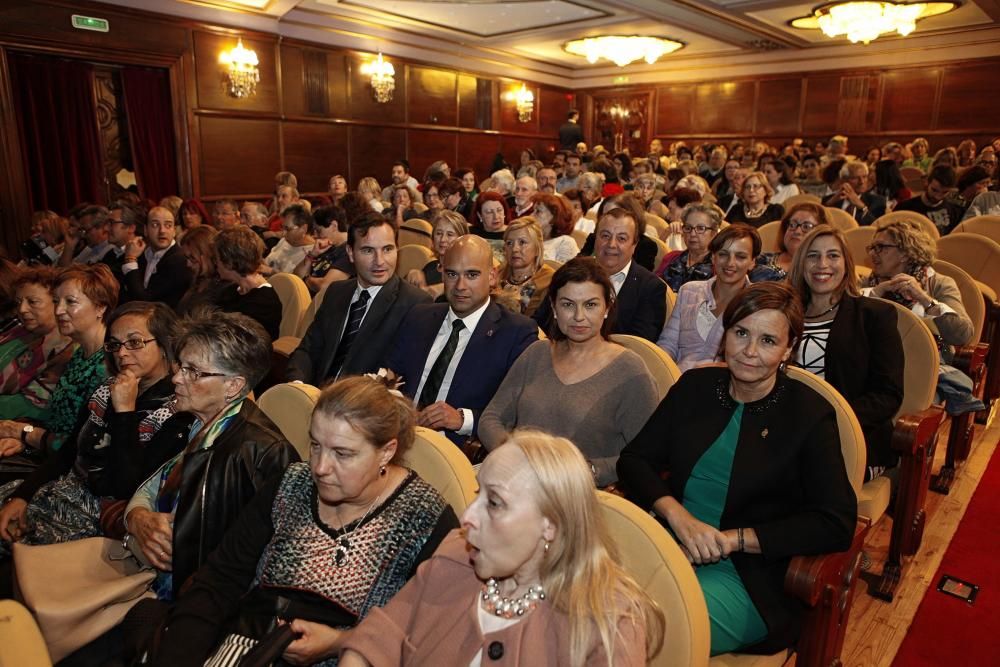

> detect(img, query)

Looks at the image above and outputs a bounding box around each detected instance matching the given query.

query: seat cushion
[858,476,892,524]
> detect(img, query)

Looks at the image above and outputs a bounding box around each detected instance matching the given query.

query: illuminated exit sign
[71,15,109,33]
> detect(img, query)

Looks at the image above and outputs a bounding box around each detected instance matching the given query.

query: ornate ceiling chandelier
[563,35,684,67]
[791,2,958,44]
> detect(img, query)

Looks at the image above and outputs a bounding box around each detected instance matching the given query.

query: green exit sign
[71,14,109,33]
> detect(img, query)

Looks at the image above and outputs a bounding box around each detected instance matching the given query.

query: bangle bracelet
[737,527,745,553]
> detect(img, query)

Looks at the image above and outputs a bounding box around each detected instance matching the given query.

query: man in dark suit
[386,235,537,445]
[822,160,886,226]
[120,206,192,311]
[535,207,666,342]
[286,213,431,384]
[558,109,584,152]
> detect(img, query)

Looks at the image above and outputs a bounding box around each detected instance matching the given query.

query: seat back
[785,368,867,494]
[782,193,822,209]
[543,258,563,272]
[951,215,1000,246]
[0,599,52,667]
[843,226,875,270]
[888,300,939,418]
[933,260,985,342]
[610,334,682,401]
[651,236,669,273]
[257,382,322,460]
[756,220,782,253]
[824,206,859,232]
[266,273,312,339]
[875,211,939,239]
[664,284,676,324]
[936,232,1000,299]
[400,426,478,517]
[644,212,670,241]
[900,166,926,194]
[597,491,711,667]
[396,244,435,278]
[399,219,434,249]
[571,228,589,250]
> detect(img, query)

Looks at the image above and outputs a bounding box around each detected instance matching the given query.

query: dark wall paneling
[349,125,406,182]
[937,62,1000,129]
[499,135,546,172]
[302,49,330,116]
[456,133,501,183]
[349,55,406,124]
[283,122,349,193]
[755,78,802,135]
[199,116,280,196]
[693,81,755,134]
[539,87,571,139]
[801,75,842,134]
[655,84,694,135]
[407,66,457,126]
[281,45,305,117]
[193,31,279,113]
[406,129,458,181]
[880,68,940,131]
[457,74,480,129]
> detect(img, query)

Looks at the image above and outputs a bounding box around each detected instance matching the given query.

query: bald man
[120,206,192,309]
[386,235,538,445]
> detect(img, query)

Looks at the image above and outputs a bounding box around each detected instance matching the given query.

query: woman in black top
[726,171,784,228]
[214,226,283,341]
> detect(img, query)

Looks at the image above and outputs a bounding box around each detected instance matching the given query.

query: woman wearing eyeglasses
[750,203,831,283]
[726,171,784,228]
[656,202,720,291]
[657,225,760,372]
[0,302,185,557]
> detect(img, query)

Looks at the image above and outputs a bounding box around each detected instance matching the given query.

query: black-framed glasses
[104,338,156,353]
[787,220,819,232]
[174,364,229,382]
[682,224,717,235]
[866,243,899,255]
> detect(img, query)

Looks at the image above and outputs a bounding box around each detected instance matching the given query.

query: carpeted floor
[892,441,1000,666]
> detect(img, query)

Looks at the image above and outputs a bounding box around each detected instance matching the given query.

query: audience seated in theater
[20,210,67,267]
[270,171,298,216]
[578,193,659,269]
[902,137,933,173]
[424,160,451,182]
[577,171,607,219]
[388,183,425,223]
[436,177,465,216]
[727,171,784,227]
[239,200,270,239]
[499,218,554,318]
[864,220,973,359]
[124,311,297,603]
[0,268,74,423]
[531,193,578,263]
[962,188,1000,220]
[121,206,193,311]
[481,258,658,486]
[712,159,742,201]
[556,152,583,193]
[975,147,997,185]
[149,375,456,667]
[453,168,478,218]
[211,200,240,230]
[951,165,992,217]
[380,160,419,202]
[388,235,536,446]
[894,165,963,234]
[100,203,140,281]
[717,167,750,219]
[797,153,827,198]
[421,179,446,221]
[265,185,301,241]
[563,188,590,233]
[328,174,348,208]
[956,139,977,168]
[469,190,511,265]
[633,172,670,221]
[535,167,558,196]
[663,186,704,240]
[873,159,912,211]
[405,210,468,299]
[286,213,432,385]
[340,430,665,667]
[159,196,183,220]
[512,176,538,218]
[619,281,856,655]
[789,227,903,480]
[657,201,719,289]
[60,205,112,266]
[751,202,830,283]
[356,177,385,214]
[178,199,210,237]
[0,259,21,331]
[293,204,355,294]
[0,265,118,477]
[821,160,885,227]
[763,160,801,206]
[175,226,230,316]
[0,302,184,560]
[262,204,315,276]
[214,226,283,341]
[658,224,759,372]
[932,147,959,171]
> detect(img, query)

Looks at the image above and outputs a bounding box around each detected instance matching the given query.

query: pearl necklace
[481,578,546,618]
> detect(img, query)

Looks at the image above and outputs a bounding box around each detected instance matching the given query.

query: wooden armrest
[99,499,129,540]
[785,522,867,606]
[951,342,989,378]
[890,406,945,456]
[599,483,627,498]
[460,439,488,465]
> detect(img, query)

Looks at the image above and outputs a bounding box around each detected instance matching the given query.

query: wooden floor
[839,405,1000,667]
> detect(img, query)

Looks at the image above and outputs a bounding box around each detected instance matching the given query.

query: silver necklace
[481,578,546,618]
[331,489,383,567]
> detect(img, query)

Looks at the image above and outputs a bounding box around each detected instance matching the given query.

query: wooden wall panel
[283,122,349,193]
[193,31,279,113]
[349,55,406,123]
[881,69,939,131]
[693,81,755,134]
[801,75,841,135]
[199,117,280,196]
[407,66,457,126]
[539,87,571,138]
[457,133,500,183]
[457,74,479,129]
[406,130,457,181]
[281,45,305,118]
[937,63,1000,129]
[349,126,405,182]
[755,78,801,135]
[655,84,693,135]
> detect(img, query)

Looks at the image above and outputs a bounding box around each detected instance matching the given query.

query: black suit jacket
[386,301,537,444]
[286,275,432,384]
[821,191,887,226]
[122,244,192,311]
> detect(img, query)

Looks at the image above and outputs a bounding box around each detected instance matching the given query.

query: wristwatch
[20,424,34,445]
[925,299,940,311]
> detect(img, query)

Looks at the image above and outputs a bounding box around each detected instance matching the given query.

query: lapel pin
[761,428,769,439]
[486,329,494,337]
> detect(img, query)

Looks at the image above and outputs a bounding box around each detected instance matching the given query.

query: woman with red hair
[531,193,578,263]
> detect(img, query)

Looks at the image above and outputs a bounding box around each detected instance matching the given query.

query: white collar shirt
[610,260,632,295]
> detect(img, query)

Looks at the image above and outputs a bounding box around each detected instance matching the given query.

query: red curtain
[9,52,104,214]
[122,67,179,202]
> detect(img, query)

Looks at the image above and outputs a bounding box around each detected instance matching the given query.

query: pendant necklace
[332,487,383,567]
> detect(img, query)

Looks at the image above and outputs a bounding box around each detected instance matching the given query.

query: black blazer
[286,275,432,384]
[122,244,193,311]
[820,294,904,469]
[618,366,857,653]
[385,301,537,443]
[533,261,666,343]
[821,191,887,226]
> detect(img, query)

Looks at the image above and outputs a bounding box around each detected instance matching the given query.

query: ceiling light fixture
[218,38,259,99]
[360,52,395,104]
[791,2,958,44]
[563,35,684,67]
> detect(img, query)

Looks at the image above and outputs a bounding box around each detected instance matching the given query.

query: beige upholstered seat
[0,599,52,667]
[933,260,985,342]
[843,226,875,270]
[652,235,669,272]
[823,206,859,232]
[396,243,435,278]
[756,220,782,253]
[571,228,589,249]
[645,212,670,241]
[610,334,681,401]
[543,258,563,272]
[951,215,1000,244]
[781,193,822,209]
[266,272,312,339]
[272,283,330,357]
[665,284,676,324]
[875,211,939,239]
[400,426,478,517]
[936,233,1000,303]
[399,218,434,249]
[257,382,322,460]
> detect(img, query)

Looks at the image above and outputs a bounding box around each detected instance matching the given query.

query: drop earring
[379,465,387,477]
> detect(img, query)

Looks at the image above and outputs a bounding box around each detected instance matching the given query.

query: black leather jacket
[170,400,298,599]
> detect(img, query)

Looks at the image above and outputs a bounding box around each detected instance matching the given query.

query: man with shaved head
[386,235,537,446]
[120,205,192,309]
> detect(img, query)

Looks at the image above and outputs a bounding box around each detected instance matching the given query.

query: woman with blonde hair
[726,171,784,227]
[500,217,554,317]
[357,176,384,213]
[340,429,665,666]
[405,210,469,298]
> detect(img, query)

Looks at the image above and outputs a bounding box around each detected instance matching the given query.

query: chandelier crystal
[791,2,957,44]
[218,38,260,99]
[361,52,396,104]
[513,84,535,123]
[564,36,684,67]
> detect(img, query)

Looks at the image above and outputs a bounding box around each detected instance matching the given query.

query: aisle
[891,439,1000,666]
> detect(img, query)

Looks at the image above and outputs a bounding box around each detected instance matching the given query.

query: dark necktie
[418,319,465,409]
[329,289,370,379]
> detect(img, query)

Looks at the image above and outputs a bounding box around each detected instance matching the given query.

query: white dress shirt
[121,241,175,288]
[609,260,632,296]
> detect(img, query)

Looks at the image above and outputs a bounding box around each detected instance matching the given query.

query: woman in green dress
[618,282,856,655]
